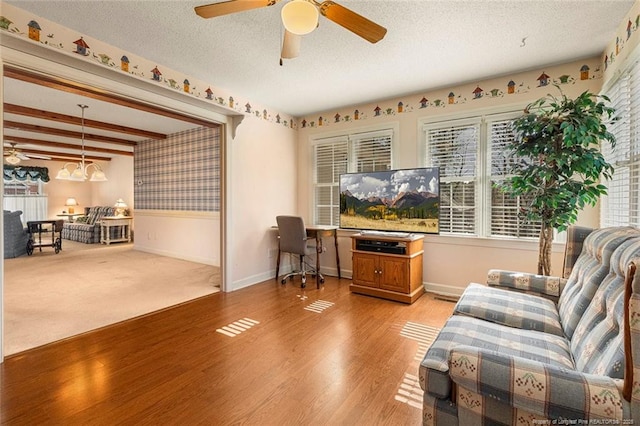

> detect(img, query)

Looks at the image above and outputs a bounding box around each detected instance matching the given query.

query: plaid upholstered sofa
[420,226,640,425]
[61,206,116,244]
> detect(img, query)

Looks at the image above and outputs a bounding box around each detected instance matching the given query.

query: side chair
[275,215,324,288]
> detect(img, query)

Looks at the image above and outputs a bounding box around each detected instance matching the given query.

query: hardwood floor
[0,277,455,425]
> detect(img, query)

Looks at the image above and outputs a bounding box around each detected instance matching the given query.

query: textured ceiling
[4,0,635,117]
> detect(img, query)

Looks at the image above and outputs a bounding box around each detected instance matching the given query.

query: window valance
[3,165,50,182]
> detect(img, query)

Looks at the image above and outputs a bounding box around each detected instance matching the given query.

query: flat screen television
[339,167,440,234]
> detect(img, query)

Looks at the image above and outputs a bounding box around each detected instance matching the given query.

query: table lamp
[65,198,78,214]
[114,199,127,217]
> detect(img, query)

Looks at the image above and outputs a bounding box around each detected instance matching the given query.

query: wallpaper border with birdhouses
[1,2,636,133]
[602,0,640,83]
[296,1,639,129]
[297,57,603,130]
[0,2,297,130]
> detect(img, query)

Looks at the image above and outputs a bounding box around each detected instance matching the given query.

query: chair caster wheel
[301,283,306,288]
[320,278,325,284]
[281,279,287,285]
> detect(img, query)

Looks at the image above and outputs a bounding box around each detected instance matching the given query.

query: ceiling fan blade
[195,0,278,19]
[25,154,52,160]
[281,30,301,59]
[319,1,387,43]
[17,153,30,160]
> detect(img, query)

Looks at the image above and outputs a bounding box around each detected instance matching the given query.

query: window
[3,179,48,224]
[423,112,540,239]
[3,180,42,195]
[313,129,393,225]
[3,164,49,223]
[601,60,640,228]
[424,118,478,234]
[488,119,540,238]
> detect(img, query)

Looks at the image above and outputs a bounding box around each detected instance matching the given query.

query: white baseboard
[423,282,465,298]
[232,271,279,290]
[230,269,465,298]
[134,245,217,266]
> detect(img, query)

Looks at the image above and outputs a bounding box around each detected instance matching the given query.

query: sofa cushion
[4,210,29,258]
[453,282,563,336]
[570,237,640,378]
[562,225,594,279]
[557,226,640,340]
[419,315,573,399]
[86,206,115,225]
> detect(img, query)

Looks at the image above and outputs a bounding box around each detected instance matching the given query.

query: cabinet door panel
[379,257,409,293]
[352,253,379,288]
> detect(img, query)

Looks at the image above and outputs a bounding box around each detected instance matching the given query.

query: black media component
[355,239,407,255]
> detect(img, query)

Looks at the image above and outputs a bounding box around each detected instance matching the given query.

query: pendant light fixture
[55,104,108,182]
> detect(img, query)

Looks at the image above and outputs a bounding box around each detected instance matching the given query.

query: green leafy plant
[502,89,616,275]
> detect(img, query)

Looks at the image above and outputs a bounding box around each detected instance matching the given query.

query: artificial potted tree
[502,88,616,275]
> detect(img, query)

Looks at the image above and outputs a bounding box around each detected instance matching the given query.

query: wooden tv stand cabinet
[350,232,425,304]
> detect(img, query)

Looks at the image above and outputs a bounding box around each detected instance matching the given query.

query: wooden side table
[100,216,133,245]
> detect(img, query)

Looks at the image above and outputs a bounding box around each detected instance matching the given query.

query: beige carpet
[3,241,220,355]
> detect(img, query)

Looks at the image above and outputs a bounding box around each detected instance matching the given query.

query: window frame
[309,123,399,226]
[601,56,640,228]
[419,106,540,240]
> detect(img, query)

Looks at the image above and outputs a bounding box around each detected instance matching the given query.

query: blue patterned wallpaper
[134,127,220,212]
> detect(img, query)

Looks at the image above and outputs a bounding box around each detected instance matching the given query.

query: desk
[57,213,83,223]
[274,225,340,288]
[100,216,133,245]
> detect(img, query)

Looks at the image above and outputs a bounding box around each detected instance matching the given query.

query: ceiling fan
[195,0,387,64]
[4,143,50,165]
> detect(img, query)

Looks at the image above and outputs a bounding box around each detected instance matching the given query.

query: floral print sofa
[61,206,116,244]
[420,226,640,424]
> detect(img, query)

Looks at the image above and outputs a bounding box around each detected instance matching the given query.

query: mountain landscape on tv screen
[339,169,440,233]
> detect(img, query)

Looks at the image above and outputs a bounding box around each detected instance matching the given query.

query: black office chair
[276,215,324,288]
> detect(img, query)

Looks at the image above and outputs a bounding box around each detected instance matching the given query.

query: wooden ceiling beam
[3,103,167,140]
[4,120,137,146]
[4,136,134,157]
[4,67,219,129]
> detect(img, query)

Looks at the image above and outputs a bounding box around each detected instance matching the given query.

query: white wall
[134,210,220,266]
[298,58,604,296]
[228,117,298,290]
[92,156,134,212]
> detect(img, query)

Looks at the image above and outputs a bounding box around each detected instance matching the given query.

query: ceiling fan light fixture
[281,0,318,35]
[5,154,20,165]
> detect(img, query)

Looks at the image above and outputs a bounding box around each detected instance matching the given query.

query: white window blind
[425,119,479,235]
[314,137,348,226]
[313,129,392,226]
[488,117,540,238]
[602,60,640,228]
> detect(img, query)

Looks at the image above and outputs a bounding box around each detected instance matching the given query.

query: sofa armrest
[487,269,566,298]
[449,346,629,420]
